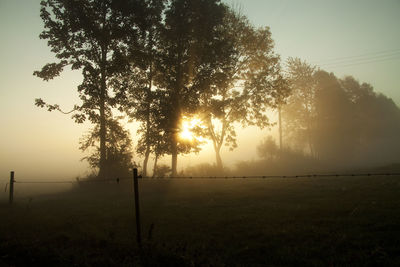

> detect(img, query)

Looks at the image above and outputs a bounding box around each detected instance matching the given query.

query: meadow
[1,175,400,266]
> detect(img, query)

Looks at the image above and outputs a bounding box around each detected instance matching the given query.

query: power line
[310,48,400,65]
[318,55,400,69]
[317,52,400,66]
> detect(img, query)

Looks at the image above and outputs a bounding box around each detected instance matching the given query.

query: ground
[1,176,400,266]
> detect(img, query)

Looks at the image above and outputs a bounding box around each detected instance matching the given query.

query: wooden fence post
[9,171,14,204]
[133,168,142,248]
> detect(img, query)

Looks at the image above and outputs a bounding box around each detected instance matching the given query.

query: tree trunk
[171,133,178,177]
[152,154,159,178]
[99,98,106,178]
[142,146,150,177]
[278,106,283,151]
[170,105,179,177]
[143,39,153,178]
[98,45,107,179]
[207,115,224,171]
[215,145,223,170]
[171,45,183,178]
[307,120,315,158]
[142,95,151,177]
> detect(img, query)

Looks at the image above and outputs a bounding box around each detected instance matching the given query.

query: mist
[224,65,400,177]
[2,0,400,266]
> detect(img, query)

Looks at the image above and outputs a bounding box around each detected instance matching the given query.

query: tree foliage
[34,1,400,177]
[198,9,289,169]
[127,0,234,176]
[34,0,146,178]
[118,0,166,177]
[281,57,317,155]
[80,118,134,178]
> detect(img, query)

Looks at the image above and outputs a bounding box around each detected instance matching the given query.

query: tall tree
[312,70,357,164]
[154,0,231,176]
[121,0,165,177]
[340,76,400,165]
[199,10,289,170]
[281,57,317,156]
[34,0,146,178]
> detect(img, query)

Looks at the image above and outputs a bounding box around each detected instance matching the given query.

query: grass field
[1,176,400,266]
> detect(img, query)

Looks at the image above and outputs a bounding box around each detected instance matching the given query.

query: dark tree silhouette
[257,135,279,160]
[153,0,231,176]
[80,117,134,178]
[119,0,165,177]
[34,0,146,178]
[312,70,357,164]
[282,63,357,165]
[198,10,289,170]
[340,76,400,166]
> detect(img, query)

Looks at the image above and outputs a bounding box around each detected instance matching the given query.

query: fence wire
[8,172,400,185]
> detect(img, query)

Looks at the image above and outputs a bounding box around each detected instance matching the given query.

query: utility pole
[278,106,283,151]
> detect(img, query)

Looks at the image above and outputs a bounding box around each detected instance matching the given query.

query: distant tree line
[246,58,400,175]
[279,58,400,169]
[34,0,399,178]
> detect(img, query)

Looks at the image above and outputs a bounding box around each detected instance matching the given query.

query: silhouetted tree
[257,135,279,160]
[340,76,400,166]
[199,10,289,169]
[152,164,171,178]
[34,0,147,178]
[154,0,231,176]
[283,60,400,168]
[80,118,134,178]
[119,0,165,177]
[282,57,317,157]
[312,70,357,164]
[282,64,358,165]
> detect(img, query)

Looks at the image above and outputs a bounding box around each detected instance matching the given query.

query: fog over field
[1,0,399,183]
[1,1,400,265]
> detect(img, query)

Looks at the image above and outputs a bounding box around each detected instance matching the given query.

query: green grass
[1,176,400,266]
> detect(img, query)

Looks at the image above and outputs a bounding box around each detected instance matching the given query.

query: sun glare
[179,116,205,142]
[180,124,194,141]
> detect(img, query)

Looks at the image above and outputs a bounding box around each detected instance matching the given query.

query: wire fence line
[6,172,400,185]
[4,170,400,248]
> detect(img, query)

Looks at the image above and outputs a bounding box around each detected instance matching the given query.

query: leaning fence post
[133,168,142,248]
[9,171,14,204]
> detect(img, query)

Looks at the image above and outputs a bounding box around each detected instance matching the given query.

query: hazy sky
[0,0,399,181]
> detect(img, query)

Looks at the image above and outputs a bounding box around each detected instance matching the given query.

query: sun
[179,116,204,142]
[180,121,194,141]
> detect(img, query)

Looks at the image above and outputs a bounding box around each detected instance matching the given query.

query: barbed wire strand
[143,173,400,179]
[10,172,400,184]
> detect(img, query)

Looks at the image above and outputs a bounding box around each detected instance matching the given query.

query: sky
[0,0,399,181]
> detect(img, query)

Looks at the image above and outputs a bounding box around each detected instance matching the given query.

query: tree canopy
[34,1,400,178]
[198,9,289,169]
[34,0,147,178]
